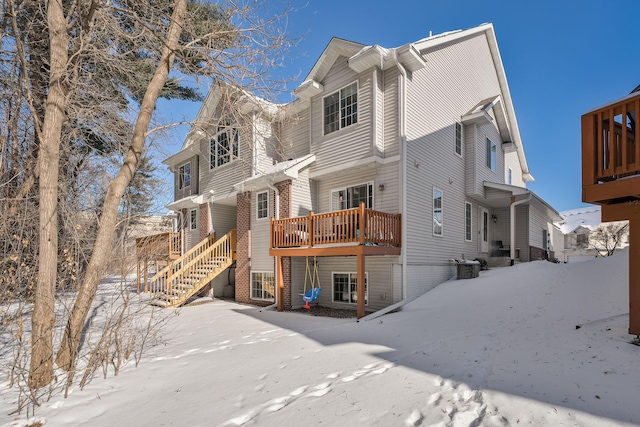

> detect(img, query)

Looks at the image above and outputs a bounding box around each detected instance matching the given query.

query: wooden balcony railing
[135,232,181,259]
[583,92,640,204]
[270,203,401,249]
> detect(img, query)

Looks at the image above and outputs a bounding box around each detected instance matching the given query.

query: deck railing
[582,92,640,203]
[135,232,181,259]
[270,203,401,249]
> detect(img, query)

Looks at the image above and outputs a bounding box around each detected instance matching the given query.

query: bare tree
[0,0,296,390]
[591,222,629,257]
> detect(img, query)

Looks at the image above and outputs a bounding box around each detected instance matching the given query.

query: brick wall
[275,180,292,309]
[235,191,252,304]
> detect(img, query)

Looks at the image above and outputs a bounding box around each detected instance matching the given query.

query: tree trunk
[55,0,189,371]
[28,0,68,389]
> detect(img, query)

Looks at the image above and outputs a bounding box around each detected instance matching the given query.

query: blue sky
[156,0,639,214]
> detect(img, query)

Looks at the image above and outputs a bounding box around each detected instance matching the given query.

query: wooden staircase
[148,229,236,308]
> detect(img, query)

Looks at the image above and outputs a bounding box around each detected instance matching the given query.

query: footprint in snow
[405,409,423,426]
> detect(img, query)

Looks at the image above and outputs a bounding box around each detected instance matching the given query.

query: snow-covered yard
[1,251,639,426]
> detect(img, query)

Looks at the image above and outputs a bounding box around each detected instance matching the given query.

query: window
[507,167,513,185]
[210,118,238,169]
[178,162,191,189]
[330,182,373,211]
[324,82,358,135]
[257,191,269,219]
[455,122,463,156]
[332,272,367,304]
[251,272,274,301]
[465,202,472,242]
[190,208,197,230]
[433,188,443,236]
[486,138,496,171]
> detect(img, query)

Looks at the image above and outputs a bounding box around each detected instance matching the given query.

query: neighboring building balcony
[582,91,640,205]
[135,232,182,260]
[269,203,401,257]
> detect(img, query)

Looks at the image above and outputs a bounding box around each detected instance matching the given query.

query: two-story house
[151,23,560,318]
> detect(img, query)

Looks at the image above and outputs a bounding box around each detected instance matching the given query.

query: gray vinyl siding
[186,208,199,250]
[291,256,396,312]
[515,205,529,261]
[255,115,280,174]
[309,57,374,173]
[504,150,525,187]
[174,155,199,200]
[280,109,311,159]
[211,203,236,237]
[199,121,250,200]
[528,205,548,250]
[250,189,274,272]
[290,169,316,218]
[473,121,504,193]
[491,207,511,247]
[403,32,506,266]
[383,67,400,157]
[315,162,400,214]
[464,123,477,196]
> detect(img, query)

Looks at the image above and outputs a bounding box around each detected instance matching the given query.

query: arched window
[210,118,238,168]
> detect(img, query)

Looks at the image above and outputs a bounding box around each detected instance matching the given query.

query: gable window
[190,208,197,230]
[257,191,269,219]
[455,122,463,156]
[333,272,367,305]
[465,201,472,242]
[330,182,373,211]
[251,272,275,301]
[324,82,358,135]
[210,118,238,169]
[433,188,443,236]
[486,138,496,171]
[178,162,191,189]
[507,167,513,185]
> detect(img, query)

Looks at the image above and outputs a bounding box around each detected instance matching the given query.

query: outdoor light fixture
[492,215,497,223]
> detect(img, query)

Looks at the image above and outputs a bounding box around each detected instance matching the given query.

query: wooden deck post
[602,203,640,336]
[629,218,640,336]
[276,255,284,312]
[357,252,365,319]
[143,258,149,293]
[359,202,366,245]
[309,211,315,247]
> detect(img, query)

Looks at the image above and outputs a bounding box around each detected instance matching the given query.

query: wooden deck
[135,232,181,260]
[582,91,640,335]
[269,204,401,257]
[270,203,401,319]
[582,92,640,205]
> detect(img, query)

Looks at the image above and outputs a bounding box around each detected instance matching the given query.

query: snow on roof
[555,205,602,234]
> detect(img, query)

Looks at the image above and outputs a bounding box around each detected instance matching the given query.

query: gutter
[362,50,409,321]
[510,192,532,266]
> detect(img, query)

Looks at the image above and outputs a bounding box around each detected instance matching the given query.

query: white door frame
[479,207,489,254]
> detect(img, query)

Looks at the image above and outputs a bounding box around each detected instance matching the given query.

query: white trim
[329,181,374,211]
[250,271,275,302]
[209,117,238,170]
[465,201,473,242]
[486,138,496,171]
[331,271,368,305]
[322,81,359,136]
[256,190,269,220]
[189,208,197,230]
[178,161,192,190]
[433,187,443,237]
[454,121,463,157]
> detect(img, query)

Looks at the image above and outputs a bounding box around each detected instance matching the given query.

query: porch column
[357,252,365,319]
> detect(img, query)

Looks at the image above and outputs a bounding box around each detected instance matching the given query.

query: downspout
[363,50,408,321]
[261,180,280,311]
[509,192,532,266]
